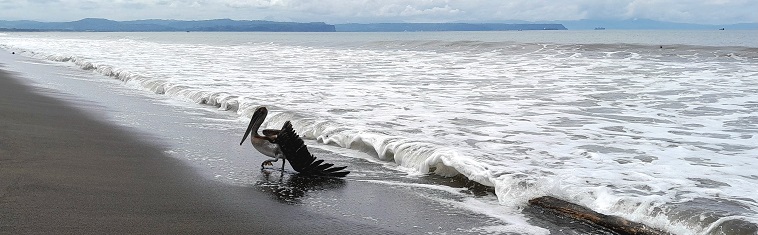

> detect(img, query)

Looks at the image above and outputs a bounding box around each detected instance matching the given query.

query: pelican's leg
[261,159,278,168]
[280,158,286,172]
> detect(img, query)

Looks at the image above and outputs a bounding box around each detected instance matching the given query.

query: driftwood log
[529,196,671,235]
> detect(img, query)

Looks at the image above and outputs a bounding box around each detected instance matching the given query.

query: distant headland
[0,18,566,32]
[335,23,566,32]
[2,18,754,32]
[0,18,336,32]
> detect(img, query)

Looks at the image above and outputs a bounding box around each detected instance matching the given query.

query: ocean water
[2,30,757,234]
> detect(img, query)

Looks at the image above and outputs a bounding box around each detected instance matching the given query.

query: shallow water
[2,30,757,234]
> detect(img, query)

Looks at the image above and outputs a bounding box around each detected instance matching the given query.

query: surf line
[529,196,670,235]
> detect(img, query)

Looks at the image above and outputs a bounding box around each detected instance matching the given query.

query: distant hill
[2,18,752,32]
[335,23,566,32]
[0,18,566,32]
[555,19,758,30]
[450,19,758,30]
[0,18,336,32]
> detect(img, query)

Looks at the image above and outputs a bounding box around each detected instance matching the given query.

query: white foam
[2,32,757,233]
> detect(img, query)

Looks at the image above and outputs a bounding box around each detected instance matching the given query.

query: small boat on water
[594,27,606,30]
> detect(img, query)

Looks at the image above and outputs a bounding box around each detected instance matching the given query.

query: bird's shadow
[254,169,346,204]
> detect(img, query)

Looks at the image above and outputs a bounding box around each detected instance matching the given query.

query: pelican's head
[240,106,268,145]
[252,106,268,119]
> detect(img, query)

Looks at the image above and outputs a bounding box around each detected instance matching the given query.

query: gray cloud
[0,0,755,24]
[27,0,60,4]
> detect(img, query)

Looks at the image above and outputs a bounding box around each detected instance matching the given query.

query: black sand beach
[0,68,399,234]
[0,50,676,235]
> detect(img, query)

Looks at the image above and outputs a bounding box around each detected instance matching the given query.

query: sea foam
[2,32,757,234]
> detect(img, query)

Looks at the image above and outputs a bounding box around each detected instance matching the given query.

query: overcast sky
[1,0,755,24]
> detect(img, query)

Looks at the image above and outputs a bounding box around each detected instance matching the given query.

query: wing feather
[277,121,350,177]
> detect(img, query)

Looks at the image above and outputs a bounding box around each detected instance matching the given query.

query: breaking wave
[2,32,757,234]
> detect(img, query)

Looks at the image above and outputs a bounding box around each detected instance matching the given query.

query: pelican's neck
[251,113,266,137]
[241,107,269,145]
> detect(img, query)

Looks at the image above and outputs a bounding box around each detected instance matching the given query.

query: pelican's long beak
[240,115,256,145]
[240,106,267,145]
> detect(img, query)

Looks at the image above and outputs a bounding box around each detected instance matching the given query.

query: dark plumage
[277,121,350,177]
[240,106,349,177]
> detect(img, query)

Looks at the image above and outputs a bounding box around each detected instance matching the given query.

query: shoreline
[0,68,400,234]
[0,51,513,235]
[0,68,669,235]
[0,48,700,234]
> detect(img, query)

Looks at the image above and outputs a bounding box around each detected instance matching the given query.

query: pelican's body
[240,106,286,170]
[240,106,350,177]
[251,136,280,159]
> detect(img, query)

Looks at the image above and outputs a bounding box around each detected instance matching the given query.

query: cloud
[224,0,284,8]
[27,0,60,4]
[622,0,757,24]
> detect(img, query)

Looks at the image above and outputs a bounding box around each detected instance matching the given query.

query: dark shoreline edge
[0,68,399,234]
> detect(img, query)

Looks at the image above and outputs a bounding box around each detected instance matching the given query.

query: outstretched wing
[277,121,350,177]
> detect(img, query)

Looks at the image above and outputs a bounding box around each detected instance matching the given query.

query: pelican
[240,106,286,170]
[241,106,350,177]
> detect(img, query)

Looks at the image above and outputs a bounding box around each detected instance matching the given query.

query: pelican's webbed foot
[261,159,279,168]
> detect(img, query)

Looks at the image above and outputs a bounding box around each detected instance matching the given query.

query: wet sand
[0,69,398,234]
